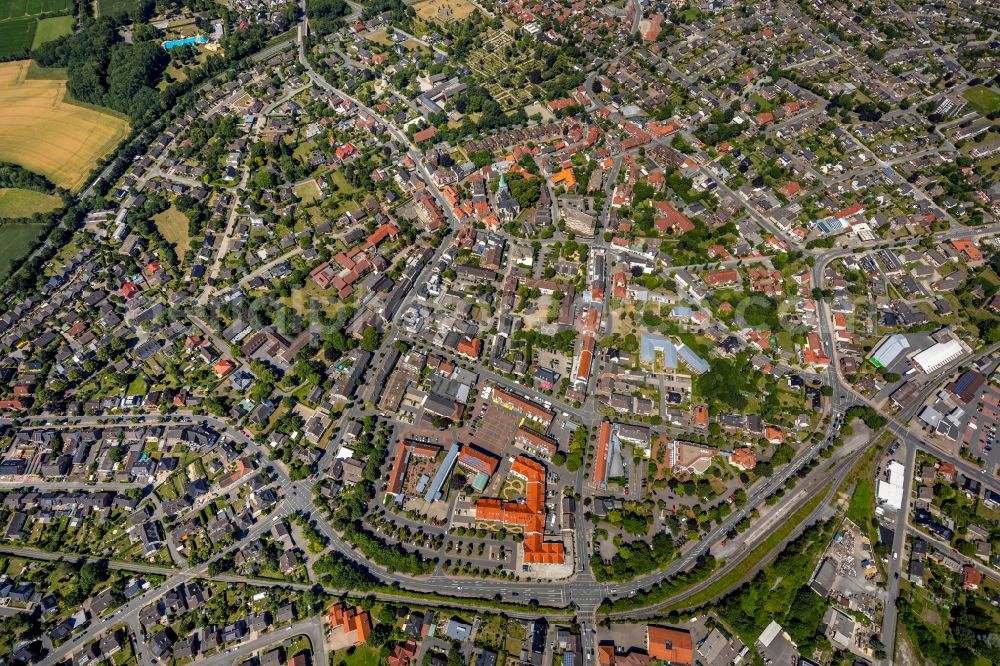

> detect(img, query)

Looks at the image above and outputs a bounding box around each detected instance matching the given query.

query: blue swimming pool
[163,35,207,50]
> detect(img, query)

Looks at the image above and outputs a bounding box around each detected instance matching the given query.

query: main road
[19,5,1000,665]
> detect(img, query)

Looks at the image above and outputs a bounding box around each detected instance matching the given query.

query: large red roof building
[474,456,564,564]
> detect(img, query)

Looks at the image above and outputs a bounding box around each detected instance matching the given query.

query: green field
[0,0,73,57]
[96,0,139,17]
[0,188,62,218]
[293,178,322,204]
[963,85,1000,116]
[0,0,72,18]
[0,222,46,278]
[0,16,36,57]
[126,375,147,396]
[846,479,873,526]
[32,14,72,48]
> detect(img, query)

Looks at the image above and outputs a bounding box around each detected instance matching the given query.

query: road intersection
[5,5,999,666]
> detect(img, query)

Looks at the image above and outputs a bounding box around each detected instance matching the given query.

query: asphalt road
[9,6,1000,666]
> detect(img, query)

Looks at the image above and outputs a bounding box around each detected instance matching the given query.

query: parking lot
[467,402,520,456]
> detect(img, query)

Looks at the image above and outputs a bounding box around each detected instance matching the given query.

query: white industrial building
[911,339,966,373]
[876,460,906,512]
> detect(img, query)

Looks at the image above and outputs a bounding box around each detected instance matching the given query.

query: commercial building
[868,334,910,369]
[639,333,709,374]
[876,460,905,512]
[911,338,966,373]
[668,440,718,476]
[489,385,554,426]
[424,443,460,502]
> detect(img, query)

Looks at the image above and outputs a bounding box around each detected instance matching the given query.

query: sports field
[0,222,45,279]
[0,60,130,191]
[413,0,476,23]
[0,188,62,218]
[0,0,73,57]
[963,85,1000,116]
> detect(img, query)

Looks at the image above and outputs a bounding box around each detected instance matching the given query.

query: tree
[369,624,392,646]
[354,325,378,353]
[77,562,106,597]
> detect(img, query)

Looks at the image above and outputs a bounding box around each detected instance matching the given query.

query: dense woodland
[714,518,840,658]
[34,19,169,123]
[307,0,350,36]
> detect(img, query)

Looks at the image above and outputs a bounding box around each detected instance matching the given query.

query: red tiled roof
[474,455,563,564]
[413,126,437,143]
[593,421,611,487]
[647,626,693,665]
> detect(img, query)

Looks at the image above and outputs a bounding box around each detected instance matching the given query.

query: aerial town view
[0,0,998,665]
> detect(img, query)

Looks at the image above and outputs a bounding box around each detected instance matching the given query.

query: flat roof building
[876,460,905,511]
[911,338,965,373]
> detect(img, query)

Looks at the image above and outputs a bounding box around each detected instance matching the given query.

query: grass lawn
[329,644,381,666]
[293,179,322,204]
[292,138,316,163]
[0,60,130,191]
[31,14,73,48]
[963,85,1000,116]
[285,635,314,659]
[0,188,62,217]
[126,375,147,396]
[329,169,360,194]
[152,204,191,255]
[0,222,45,278]
[328,197,360,217]
[475,615,505,649]
[364,29,393,46]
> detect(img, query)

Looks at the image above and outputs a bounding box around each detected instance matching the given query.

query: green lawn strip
[846,479,874,528]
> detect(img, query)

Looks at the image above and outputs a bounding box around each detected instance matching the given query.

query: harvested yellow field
[0,60,130,191]
[413,0,476,23]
